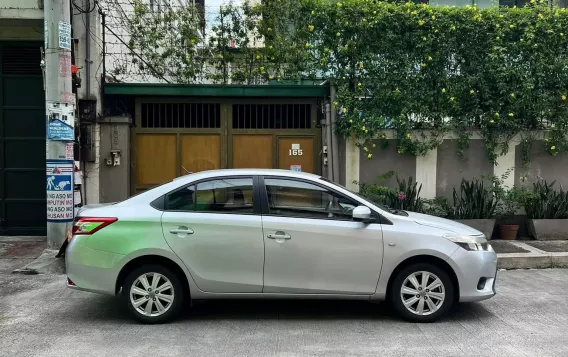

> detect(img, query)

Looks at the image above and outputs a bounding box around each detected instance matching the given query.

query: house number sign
[289,143,303,156]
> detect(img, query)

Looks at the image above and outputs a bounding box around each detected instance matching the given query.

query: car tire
[122,264,185,324]
[390,263,454,323]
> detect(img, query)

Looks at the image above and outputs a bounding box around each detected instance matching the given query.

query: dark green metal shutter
[0,42,46,236]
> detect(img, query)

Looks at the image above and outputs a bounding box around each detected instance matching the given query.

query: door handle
[169,226,194,235]
[267,232,291,240]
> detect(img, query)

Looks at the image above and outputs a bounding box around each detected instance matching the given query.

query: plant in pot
[442,178,499,239]
[495,188,526,240]
[524,180,568,240]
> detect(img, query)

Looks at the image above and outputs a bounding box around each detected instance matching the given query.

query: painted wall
[346,134,563,201]
[515,140,568,189]
[359,139,416,189]
[436,139,493,198]
[99,117,131,203]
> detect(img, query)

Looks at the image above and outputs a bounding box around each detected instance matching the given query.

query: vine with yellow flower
[119,0,568,164]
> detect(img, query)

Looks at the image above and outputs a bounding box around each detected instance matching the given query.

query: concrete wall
[99,117,131,203]
[436,139,493,198]
[515,140,568,189]
[359,139,416,189]
[345,134,557,200]
[0,0,43,20]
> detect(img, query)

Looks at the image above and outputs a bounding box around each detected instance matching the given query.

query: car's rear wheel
[391,263,454,322]
[122,264,184,324]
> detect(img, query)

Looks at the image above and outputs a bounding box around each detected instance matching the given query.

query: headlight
[443,233,493,252]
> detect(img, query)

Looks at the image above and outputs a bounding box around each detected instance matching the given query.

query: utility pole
[44,0,75,250]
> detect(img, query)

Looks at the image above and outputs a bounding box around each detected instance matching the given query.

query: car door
[260,176,384,295]
[161,176,264,293]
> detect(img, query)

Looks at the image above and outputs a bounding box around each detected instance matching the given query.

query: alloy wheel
[400,271,445,316]
[129,272,175,317]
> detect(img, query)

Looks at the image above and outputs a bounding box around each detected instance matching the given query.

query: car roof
[174,168,321,182]
[122,169,323,205]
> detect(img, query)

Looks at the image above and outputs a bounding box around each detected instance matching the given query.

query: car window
[166,185,196,211]
[166,177,254,214]
[264,178,358,220]
[197,177,254,214]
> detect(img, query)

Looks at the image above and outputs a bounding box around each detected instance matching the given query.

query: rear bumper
[449,248,498,303]
[65,235,124,296]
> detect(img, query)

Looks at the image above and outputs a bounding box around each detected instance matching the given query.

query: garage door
[0,43,46,235]
[133,99,320,195]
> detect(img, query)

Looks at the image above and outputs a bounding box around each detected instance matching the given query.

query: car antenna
[182,166,192,175]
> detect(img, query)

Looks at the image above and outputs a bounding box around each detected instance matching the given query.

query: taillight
[72,217,118,235]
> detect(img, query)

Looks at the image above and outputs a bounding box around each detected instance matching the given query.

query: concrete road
[1,269,568,357]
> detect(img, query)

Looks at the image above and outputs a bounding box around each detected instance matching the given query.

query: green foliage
[524,180,568,219]
[257,0,568,163]
[443,178,499,219]
[117,0,568,162]
[356,172,424,212]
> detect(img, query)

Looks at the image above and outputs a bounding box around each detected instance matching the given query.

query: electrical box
[78,99,97,123]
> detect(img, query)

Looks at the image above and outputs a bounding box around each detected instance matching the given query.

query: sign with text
[47,102,75,141]
[58,21,71,50]
[46,160,74,222]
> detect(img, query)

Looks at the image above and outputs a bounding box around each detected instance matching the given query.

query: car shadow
[70,295,494,324]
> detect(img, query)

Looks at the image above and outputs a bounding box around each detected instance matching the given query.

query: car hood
[406,211,484,236]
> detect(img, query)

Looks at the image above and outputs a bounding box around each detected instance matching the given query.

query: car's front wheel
[122,264,184,324]
[391,263,454,322]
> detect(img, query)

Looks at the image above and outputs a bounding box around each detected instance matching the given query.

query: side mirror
[352,206,372,221]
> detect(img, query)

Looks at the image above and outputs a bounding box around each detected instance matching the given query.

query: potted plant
[442,178,498,239]
[495,188,526,240]
[524,180,568,240]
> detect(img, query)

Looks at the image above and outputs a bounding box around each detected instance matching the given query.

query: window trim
[258,176,379,222]
[160,175,261,215]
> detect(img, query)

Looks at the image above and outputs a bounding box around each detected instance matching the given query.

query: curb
[497,242,568,269]
[12,249,65,275]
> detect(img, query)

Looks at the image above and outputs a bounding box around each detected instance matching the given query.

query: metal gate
[132,98,320,195]
[0,43,46,235]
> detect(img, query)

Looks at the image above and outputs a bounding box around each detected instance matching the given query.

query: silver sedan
[66,169,497,323]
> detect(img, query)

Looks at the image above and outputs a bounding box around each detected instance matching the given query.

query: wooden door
[232,135,273,169]
[136,134,177,192]
[277,137,315,173]
[180,134,221,173]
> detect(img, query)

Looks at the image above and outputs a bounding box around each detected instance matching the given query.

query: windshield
[319,177,391,212]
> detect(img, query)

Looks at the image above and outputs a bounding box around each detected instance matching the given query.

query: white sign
[65,142,74,160]
[44,20,49,48]
[289,143,303,156]
[290,165,302,172]
[58,21,72,50]
[46,160,74,222]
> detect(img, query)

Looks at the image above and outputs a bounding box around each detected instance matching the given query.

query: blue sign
[47,119,74,141]
[46,160,74,222]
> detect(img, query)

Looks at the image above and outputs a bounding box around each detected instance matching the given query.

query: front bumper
[65,235,124,296]
[449,247,498,303]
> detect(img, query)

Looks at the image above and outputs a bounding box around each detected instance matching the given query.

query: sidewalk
[491,240,568,269]
[0,236,47,274]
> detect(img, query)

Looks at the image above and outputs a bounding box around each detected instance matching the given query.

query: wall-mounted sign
[44,20,49,48]
[290,165,302,172]
[58,21,71,50]
[46,159,74,222]
[289,143,303,156]
[65,142,74,160]
[47,102,74,141]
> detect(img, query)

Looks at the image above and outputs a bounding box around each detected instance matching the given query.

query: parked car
[66,169,497,324]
